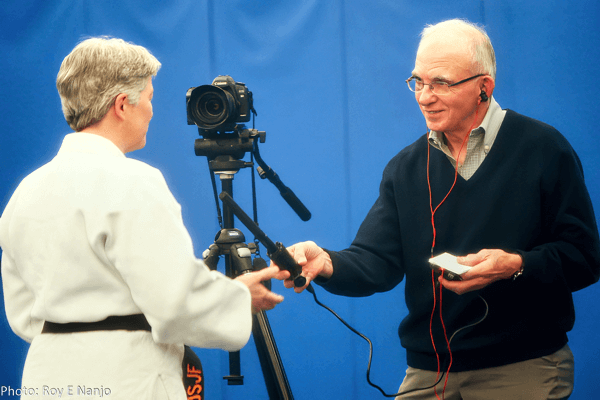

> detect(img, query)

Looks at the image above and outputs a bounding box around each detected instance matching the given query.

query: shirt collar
[57,132,126,159]
[428,96,506,150]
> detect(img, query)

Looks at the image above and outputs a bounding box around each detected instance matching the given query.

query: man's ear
[481,76,495,100]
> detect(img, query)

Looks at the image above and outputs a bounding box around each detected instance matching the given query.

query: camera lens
[188,85,235,130]
[204,98,223,117]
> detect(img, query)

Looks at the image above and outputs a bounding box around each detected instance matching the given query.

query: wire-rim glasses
[406,74,484,95]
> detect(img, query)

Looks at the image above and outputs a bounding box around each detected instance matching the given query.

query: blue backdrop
[1,1,599,399]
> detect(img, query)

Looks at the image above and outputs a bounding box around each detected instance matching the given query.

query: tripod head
[194,125,264,175]
[195,123,311,221]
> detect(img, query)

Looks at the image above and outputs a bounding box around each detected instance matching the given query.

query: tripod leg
[252,311,294,400]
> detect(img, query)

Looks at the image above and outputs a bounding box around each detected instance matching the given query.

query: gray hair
[56,37,161,132]
[419,19,496,80]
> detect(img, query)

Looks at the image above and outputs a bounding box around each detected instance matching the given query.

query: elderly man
[276,19,600,399]
[0,37,288,399]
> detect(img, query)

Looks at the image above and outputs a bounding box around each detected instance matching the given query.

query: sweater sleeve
[317,159,405,297]
[519,136,600,292]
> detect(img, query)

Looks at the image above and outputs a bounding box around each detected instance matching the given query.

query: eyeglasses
[406,74,484,95]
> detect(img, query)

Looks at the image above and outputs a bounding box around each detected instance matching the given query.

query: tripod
[195,126,310,399]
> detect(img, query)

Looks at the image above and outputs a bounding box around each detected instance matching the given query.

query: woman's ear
[113,93,128,120]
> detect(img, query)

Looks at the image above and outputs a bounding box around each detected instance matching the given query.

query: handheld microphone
[219,191,307,287]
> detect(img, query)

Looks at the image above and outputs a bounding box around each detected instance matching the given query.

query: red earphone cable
[429,270,442,399]
[440,279,452,397]
[427,106,480,399]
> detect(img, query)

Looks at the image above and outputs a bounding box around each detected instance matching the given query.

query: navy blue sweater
[319,110,600,371]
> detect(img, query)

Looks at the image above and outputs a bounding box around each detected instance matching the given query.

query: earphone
[479,90,488,102]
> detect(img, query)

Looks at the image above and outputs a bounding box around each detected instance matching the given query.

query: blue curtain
[1,1,599,398]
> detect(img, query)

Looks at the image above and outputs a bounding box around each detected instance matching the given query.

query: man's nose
[417,85,437,105]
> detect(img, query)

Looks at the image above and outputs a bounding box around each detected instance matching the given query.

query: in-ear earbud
[480,90,488,102]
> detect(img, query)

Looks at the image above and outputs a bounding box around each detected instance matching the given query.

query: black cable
[250,150,262,258]
[250,114,262,258]
[305,284,489,398]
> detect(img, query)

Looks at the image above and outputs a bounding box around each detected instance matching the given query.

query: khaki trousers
[396,345,574,400]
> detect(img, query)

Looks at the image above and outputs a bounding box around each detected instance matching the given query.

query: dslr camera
[186,75,254,135]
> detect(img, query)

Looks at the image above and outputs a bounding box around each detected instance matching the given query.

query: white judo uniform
[0,132,252,399]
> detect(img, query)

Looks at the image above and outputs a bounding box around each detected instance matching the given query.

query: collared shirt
[428,96,507,180]
[0,132,251,350]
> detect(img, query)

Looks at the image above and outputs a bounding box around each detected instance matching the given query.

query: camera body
[186,75,254,135]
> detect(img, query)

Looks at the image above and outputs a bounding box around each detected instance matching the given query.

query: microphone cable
[305,284,489,398]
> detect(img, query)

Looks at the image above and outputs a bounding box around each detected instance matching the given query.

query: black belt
[42,314,151,334]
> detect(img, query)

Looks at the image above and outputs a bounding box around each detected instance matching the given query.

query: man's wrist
[511,253,524,280]
[321,252,334,279]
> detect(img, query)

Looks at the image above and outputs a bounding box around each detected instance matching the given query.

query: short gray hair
[419,19,496,80]
[56,37,161,132]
